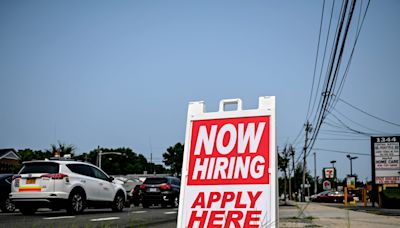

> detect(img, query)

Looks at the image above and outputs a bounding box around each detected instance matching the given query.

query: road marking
[131,210,147,214]
[90,217,120,222]
[164,211,177,214]
[43,216,76,220]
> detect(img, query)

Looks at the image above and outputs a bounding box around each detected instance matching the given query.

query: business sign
[323,167,336,179]
[323,180,331,191]
[371,136,400,184]
[346,176,356,189]
[177,97,277,228]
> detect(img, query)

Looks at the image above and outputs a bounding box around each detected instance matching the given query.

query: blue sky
[1,0,399,181]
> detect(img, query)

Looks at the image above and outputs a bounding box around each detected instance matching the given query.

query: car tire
[1,198,15,213]
[66,190,86,215]
[172,196,179,208]
[19,207,37,215]
[142,202,149,208]
[112,193,125,212]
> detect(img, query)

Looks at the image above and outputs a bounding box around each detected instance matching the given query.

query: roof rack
[49,157,76,161]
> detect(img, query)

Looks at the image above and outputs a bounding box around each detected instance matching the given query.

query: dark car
[311,190,353,203]
[0,174,16,213]
[127,185,142,207]
[119,177,143,207]
[140,176,180,208]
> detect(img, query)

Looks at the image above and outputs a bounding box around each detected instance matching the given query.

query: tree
[293,162,315,199]
[278,146,290,202]
[162,143,184,175]
[46,142,76,157]
[73,147,167,175]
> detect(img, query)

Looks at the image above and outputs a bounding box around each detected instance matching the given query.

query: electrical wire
[306,0,326,120]
[337,96,400,127]
[313,148,370,156]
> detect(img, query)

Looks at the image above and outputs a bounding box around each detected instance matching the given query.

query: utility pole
[290,146,296,201]
[302,122,312,202]
[97,145,101,167]
[314,152,317,195]
[288,150,292,200]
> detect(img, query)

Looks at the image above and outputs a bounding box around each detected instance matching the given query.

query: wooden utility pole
[302,122,312,202]
[290,146,296,200]
[314,152,317,195]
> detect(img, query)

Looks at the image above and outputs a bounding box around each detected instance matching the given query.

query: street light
[97,149,123,169]
[330,160,337,190]
[330,160,336,169]
[346,155,358,176]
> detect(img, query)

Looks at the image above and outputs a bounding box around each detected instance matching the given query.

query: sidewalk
[279,201,400,228]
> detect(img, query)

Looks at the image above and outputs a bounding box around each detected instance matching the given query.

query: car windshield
[144,177,168,184]
[20,162,59,174]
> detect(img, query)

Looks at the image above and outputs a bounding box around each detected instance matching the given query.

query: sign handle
[219,98,243,112]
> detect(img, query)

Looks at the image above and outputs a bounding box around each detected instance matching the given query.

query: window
[5,176,12,184]
[67,164,93,177]
[90,167,109,181]
[144,178,168,185]
[20,162,59,174]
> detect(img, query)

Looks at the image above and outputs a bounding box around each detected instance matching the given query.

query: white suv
[10,159,126,215]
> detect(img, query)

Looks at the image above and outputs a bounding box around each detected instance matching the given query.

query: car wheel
[67,190,86,215]
[133,201,140,207]
[19,207,37,215]
[142,202,149,208]
[1,198,16,213]
[112,193,125,212]
[172,196,179,208]
[5,198,16,212]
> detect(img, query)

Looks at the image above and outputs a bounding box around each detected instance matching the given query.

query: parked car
[0,174,15,213]
[126,184,142,207]
[140,176,180,208]
[121,177,143,207]
[10,159,126,215]
[311,190,354,203]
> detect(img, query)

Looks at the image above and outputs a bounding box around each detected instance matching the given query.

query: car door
[89,166,115,201]
[66,164,102,201]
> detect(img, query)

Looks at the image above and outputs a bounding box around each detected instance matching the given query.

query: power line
[329,0,371,111]
[332,108,388,134]
[317,138,368,141]
[306,0,326,120]
[329,112,373,136]
[307,0,356,159]
[313,148,370,156]
[309,0,337,122]
[337,96,400,127]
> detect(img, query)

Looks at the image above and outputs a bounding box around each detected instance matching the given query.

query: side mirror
[108,176,114,182]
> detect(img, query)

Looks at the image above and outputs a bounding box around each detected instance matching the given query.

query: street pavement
[279,201,400,228]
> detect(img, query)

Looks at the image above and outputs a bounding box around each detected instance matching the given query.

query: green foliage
[74,147,167,175]
[162,143,184,175]
[16,145,167,175]
[46,142,76,157]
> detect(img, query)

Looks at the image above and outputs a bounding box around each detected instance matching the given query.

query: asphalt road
[0,205,178,228]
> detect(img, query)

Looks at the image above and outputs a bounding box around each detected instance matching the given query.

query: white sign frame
[177,97,277,228]
[371,136,400,185]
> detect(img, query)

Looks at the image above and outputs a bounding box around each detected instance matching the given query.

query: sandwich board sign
[177,97,277,228]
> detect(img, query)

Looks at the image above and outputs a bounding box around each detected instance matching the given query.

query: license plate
[26,178,36,184]
[149,188,157,192]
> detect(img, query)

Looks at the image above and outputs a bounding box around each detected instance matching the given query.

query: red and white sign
[323,180,332,191]
[177,97,277,228]
[324,168,335,179]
